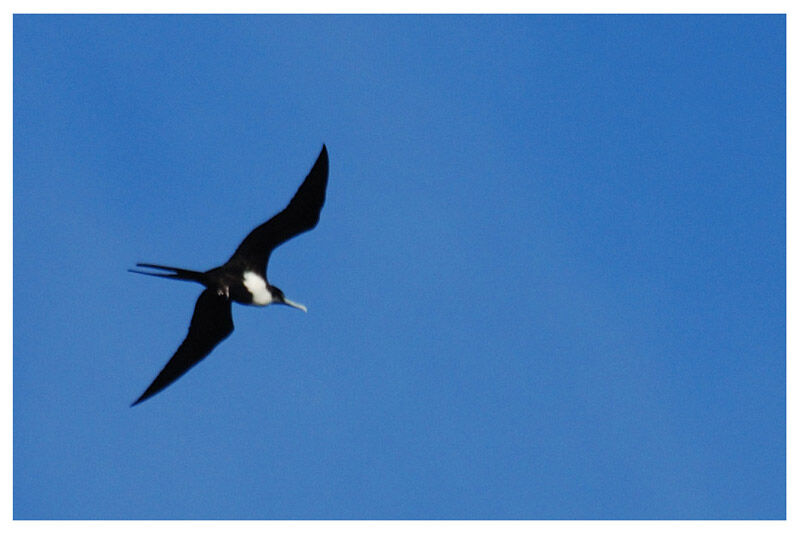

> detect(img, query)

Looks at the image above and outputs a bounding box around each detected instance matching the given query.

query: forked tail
[128,263,207,284]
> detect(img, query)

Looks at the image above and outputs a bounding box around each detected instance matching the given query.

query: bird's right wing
[229,145,329,274]
[132,289,234,406]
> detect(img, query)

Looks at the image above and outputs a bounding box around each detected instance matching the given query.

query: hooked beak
[281,297,307,313]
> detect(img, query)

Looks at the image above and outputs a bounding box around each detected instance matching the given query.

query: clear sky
[13,14,785,519]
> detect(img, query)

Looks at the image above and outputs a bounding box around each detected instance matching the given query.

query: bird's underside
[130,144,328,406]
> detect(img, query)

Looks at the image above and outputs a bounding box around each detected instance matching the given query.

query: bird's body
[241,270,274,306]
[130,145,328,406]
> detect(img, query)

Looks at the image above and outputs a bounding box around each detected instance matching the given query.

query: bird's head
[270,285,307,312]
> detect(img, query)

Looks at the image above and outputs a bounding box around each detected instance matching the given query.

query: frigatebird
[129,145,328,406]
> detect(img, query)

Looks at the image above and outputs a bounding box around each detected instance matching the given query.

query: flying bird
[129,145,329,406]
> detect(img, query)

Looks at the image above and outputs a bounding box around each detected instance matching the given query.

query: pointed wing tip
[306,144,329,183]
[131,389,154,407]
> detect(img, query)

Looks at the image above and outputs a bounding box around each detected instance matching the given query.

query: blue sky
[13,15,784,519]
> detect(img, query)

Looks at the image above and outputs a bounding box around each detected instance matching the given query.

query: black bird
[129,145,329,406]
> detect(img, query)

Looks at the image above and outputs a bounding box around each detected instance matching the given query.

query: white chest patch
[242,271,272,306]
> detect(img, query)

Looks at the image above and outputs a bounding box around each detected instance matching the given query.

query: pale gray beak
[281,297,307,313]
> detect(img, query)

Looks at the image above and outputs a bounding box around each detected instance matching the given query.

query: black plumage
[130,145,329,406]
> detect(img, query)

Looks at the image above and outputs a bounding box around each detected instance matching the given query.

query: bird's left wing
[131,289,234,406]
